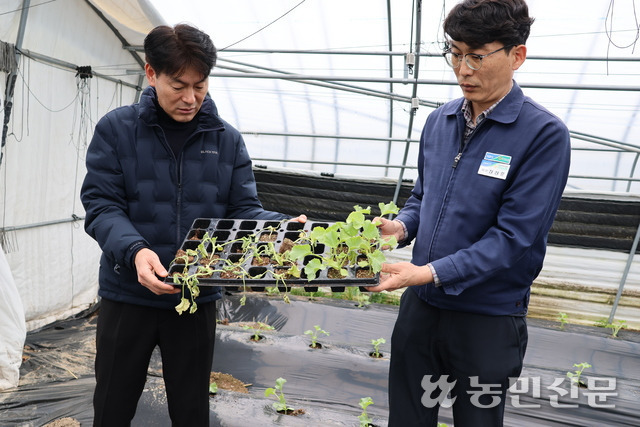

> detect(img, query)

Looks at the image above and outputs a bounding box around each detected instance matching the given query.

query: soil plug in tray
[166,217,385,292]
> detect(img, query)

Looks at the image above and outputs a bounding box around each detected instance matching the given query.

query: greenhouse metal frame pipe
[17,48,140,90]
[215,61,443,108]
[1,215,84,232]
[251,157,640,185]
[210,71,640,92]
[240,130,418,144]
[243,130,635,155]
[385,0,395,177]
[564,175,640,183]
[252,158,415,170]
[193,47,640,63]
[608,220,640,324]
[392,0,423,208]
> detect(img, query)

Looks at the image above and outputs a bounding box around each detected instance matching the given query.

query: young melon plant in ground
[557,312,568,329]
[305,325,329,349]
[264,377,305,415]
[358,397,375,427]
[595,318,627,338]
[566,362,592,388]
[370,338,386,358]
[242,318,275,342]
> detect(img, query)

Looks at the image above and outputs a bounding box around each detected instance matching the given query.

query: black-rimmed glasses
[443,44,515,71]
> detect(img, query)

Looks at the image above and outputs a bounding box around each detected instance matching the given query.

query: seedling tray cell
[167,218,380,288]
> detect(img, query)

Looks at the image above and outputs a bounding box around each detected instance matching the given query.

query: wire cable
[221,0,308,51]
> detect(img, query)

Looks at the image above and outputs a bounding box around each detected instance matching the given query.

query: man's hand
[365,262,433,292]
[134,248,180,295]
[290,214,307,223]
[373,216,405,249]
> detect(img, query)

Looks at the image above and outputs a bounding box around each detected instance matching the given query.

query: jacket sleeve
[80,114,148,269]
[431,118,571,295]
[224,133,290,221]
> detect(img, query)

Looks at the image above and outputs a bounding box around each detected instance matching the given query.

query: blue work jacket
[81,86,288,309]
[396,82,571,316]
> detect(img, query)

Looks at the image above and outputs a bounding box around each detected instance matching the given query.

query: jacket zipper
[452,152,462,168]
[431,118,485,262]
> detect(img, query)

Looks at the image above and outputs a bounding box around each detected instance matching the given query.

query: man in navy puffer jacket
[81,24,304,426]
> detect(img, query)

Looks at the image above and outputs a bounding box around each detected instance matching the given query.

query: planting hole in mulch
[278,408,306,416]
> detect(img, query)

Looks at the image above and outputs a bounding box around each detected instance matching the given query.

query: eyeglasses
[442,44,515,71]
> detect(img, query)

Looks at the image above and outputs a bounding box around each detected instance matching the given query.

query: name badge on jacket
[478,152,511,180]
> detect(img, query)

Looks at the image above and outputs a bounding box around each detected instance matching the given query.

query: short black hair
[443,0,535,49]
[143,24,217,79]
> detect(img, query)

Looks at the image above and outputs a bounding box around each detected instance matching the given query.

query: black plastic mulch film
[3,294,640,426]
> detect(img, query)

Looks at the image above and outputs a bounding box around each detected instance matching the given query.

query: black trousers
[389,288,528,427]
[93,298,217,427]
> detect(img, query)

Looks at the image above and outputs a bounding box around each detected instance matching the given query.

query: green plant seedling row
[166,217,382,287]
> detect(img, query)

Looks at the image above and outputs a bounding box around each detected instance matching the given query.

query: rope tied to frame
[0,41,17,74]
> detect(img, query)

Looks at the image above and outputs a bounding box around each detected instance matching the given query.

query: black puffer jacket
[81,86,288,309]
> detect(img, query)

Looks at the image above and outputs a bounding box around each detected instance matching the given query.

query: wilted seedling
[304,325,329,349]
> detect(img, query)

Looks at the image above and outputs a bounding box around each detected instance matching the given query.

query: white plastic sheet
[0,246,26,390]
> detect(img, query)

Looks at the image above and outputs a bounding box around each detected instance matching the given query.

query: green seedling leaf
[361,220,380,241]
[347,210,366,228]
[359,396,373,410]
[289,244,312,262]
[379,201,399,216]
[209,382,218,394]
[368,250,387,273]
[304,258,325,281]
[340,222,361,238]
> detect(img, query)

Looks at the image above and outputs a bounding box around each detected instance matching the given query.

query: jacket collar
[138,86,225,131]
[442,80,524,125]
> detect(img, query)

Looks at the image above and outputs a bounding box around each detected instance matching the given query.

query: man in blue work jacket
[367,1,571,426]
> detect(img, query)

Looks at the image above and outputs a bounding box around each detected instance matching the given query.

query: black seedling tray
[166,218,380,292]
